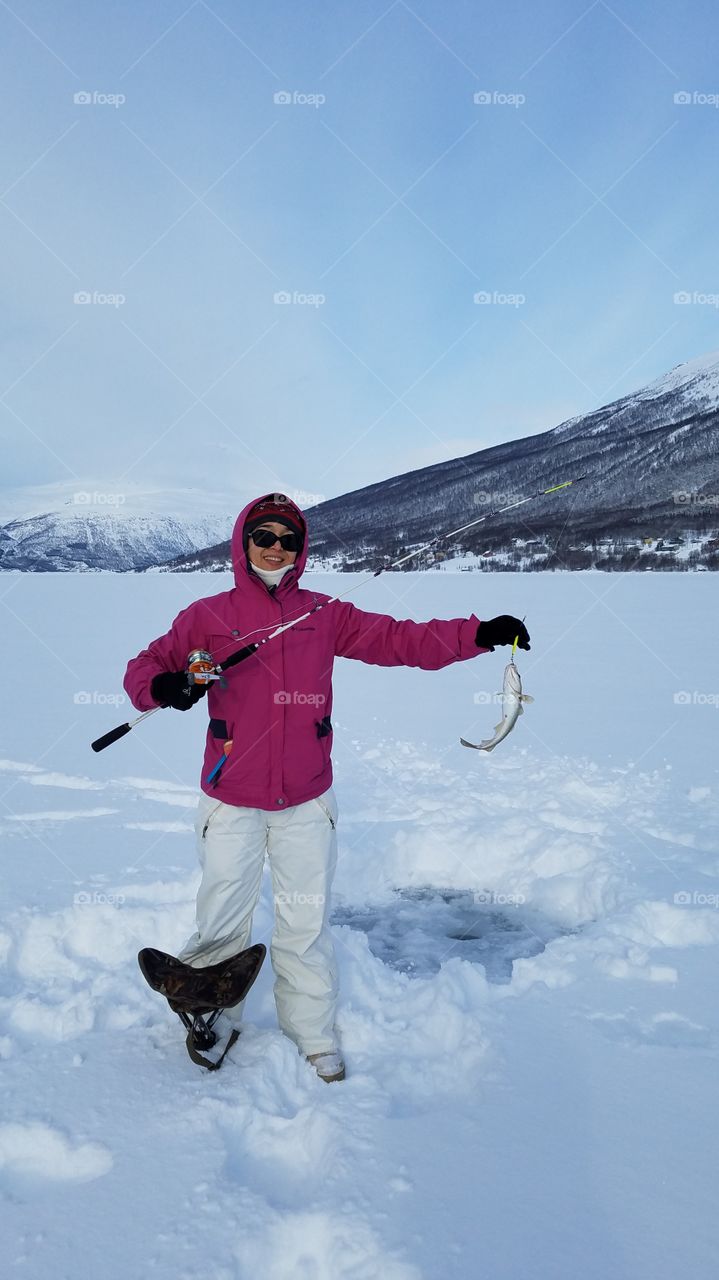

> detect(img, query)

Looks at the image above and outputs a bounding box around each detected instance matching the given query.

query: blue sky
[1,0,718,506]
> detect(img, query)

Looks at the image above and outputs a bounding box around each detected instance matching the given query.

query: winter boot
[307,1050,345,1082]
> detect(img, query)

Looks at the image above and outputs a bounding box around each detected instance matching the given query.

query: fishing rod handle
[90,707,161,753]
[91,723,132,753]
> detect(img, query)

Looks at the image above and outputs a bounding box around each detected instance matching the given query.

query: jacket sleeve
[332,600,489,670]
[123,602,204,712]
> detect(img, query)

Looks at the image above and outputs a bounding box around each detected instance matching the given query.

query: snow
[640,347,719,404]
[0,570,718,1278]
[0,1123,113,1184]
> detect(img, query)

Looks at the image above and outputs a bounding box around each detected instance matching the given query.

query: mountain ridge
[2,350,718,572]
[158,348,719,573]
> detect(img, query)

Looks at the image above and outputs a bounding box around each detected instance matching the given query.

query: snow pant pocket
[196,795,224,841]
[313,794,336,830]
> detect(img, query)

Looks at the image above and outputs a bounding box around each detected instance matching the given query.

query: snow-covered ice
[0,570,717,1278]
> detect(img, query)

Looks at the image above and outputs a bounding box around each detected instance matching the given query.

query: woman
[124,493,529,1081]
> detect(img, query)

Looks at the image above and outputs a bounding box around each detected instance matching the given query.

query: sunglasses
[250,528,303,553]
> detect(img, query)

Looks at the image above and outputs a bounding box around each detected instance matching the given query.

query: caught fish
[461,660,533,752]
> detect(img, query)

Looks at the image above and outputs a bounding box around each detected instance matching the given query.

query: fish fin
[493,722,503,733]
[521,694,534,704]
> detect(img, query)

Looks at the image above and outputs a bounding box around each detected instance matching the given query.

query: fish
[460,660,534,752]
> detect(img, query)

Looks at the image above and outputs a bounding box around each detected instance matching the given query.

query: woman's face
[247,521,299,572]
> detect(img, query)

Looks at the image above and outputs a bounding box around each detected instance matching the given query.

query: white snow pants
[178,785,340,1056]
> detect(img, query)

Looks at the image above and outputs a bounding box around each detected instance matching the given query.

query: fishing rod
[91,475,587,754]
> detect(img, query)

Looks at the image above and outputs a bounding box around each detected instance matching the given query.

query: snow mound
[0,1122,112,1183]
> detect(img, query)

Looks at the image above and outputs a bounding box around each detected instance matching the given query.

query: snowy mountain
[164,349,719,573]
[0,483,239,572]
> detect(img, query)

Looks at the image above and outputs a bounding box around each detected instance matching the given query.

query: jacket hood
[230,493,309,591]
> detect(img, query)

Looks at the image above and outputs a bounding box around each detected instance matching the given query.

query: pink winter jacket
[124,494,489,811]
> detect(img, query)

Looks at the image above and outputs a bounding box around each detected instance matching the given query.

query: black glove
[475,615,530,652]
[150,670,208,711]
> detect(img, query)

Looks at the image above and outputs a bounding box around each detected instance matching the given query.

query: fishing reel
[186,649,222,686]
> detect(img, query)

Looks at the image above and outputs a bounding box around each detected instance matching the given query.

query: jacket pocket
[316,715,332,739]
[315,716,333,774]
